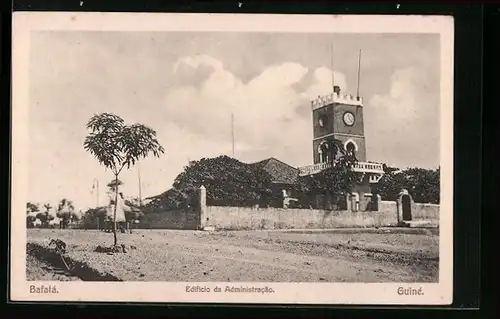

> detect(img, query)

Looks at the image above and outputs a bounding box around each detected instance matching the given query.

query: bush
[144,155,278,212]
[374,167,440,204]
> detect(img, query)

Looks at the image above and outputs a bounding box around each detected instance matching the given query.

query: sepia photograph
[11,13,454,304]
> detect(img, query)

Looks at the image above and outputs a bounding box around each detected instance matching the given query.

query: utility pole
[96,180,99,208]
[92,179,99,230]
[138,164,142,206]
[92,179,99,207]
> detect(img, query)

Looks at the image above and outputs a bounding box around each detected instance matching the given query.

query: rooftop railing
[311,92,363,110]
[298,161,384,177]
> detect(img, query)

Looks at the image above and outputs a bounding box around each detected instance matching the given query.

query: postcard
[11,12,453,304]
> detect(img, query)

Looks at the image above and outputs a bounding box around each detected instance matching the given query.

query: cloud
[366,67,439,168]
[370,67,428,120]
[163,55,347,167]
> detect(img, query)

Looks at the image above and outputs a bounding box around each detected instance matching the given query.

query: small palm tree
[84,113,164,247]
[43,203,52,213]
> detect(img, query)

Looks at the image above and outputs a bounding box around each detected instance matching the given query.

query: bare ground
[26,254,81,281]
[26,228,439,282]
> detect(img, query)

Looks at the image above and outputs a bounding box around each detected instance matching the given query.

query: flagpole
[356,49,362,99]
[331,42,336,142]
[331,43,335,93]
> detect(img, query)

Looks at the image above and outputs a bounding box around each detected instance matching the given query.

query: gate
[402,194,412,221]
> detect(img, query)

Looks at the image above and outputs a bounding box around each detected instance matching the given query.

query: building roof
[145,188,188,201]
[251,157,299,185]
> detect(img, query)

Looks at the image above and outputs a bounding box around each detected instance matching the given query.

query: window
[346,142,356,157]
[318,141,329,163]
[318,115,328,128]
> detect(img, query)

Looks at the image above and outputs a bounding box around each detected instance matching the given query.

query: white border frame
[11,12,454,305]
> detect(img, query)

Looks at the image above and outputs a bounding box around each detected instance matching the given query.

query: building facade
[298,85,385,212]
[251,157,299,208]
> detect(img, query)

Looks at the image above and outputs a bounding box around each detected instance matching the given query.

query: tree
[125,197,142,207]
[43,203,52,213]
[169,155,275,207]
[56,198,78,229]
[26,202,39,227]
[123,198,144,222]
[297,139,357,209]
[382,164,400,174]
[374,166,440,204]
[125,207,144,223]
[143,156,278,213]
[29,203,53,228]
[26,215,36,228]
[374,170,406,202]
[82,207,108,229]
[82,203,142,229]
[143,188,188,213]
[403,167,440,204]
[36,211,55,228]
[84,113,164,247]
[26,202,39,215]
[82,207,107,229]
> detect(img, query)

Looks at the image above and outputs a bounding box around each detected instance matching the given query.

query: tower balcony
[298,162,331,176]
[298,161,385,183]
[311,92,363,110]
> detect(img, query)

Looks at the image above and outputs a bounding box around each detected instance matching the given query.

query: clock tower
[298,85,385,212]
[312,85,366,164]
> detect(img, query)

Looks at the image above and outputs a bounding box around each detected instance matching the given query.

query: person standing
[115,192,127,233]
[105,189,114,233]
[106,190,126,233]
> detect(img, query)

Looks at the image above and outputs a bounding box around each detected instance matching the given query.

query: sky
[28,31,440,210]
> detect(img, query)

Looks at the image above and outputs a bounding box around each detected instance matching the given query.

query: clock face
[343,112,355,126]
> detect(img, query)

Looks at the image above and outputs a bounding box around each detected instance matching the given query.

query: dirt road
[26,228,438,282]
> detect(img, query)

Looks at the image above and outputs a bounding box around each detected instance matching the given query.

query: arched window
[344,139,358,158]
[346,142,356,157]
[318,141,329,163]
